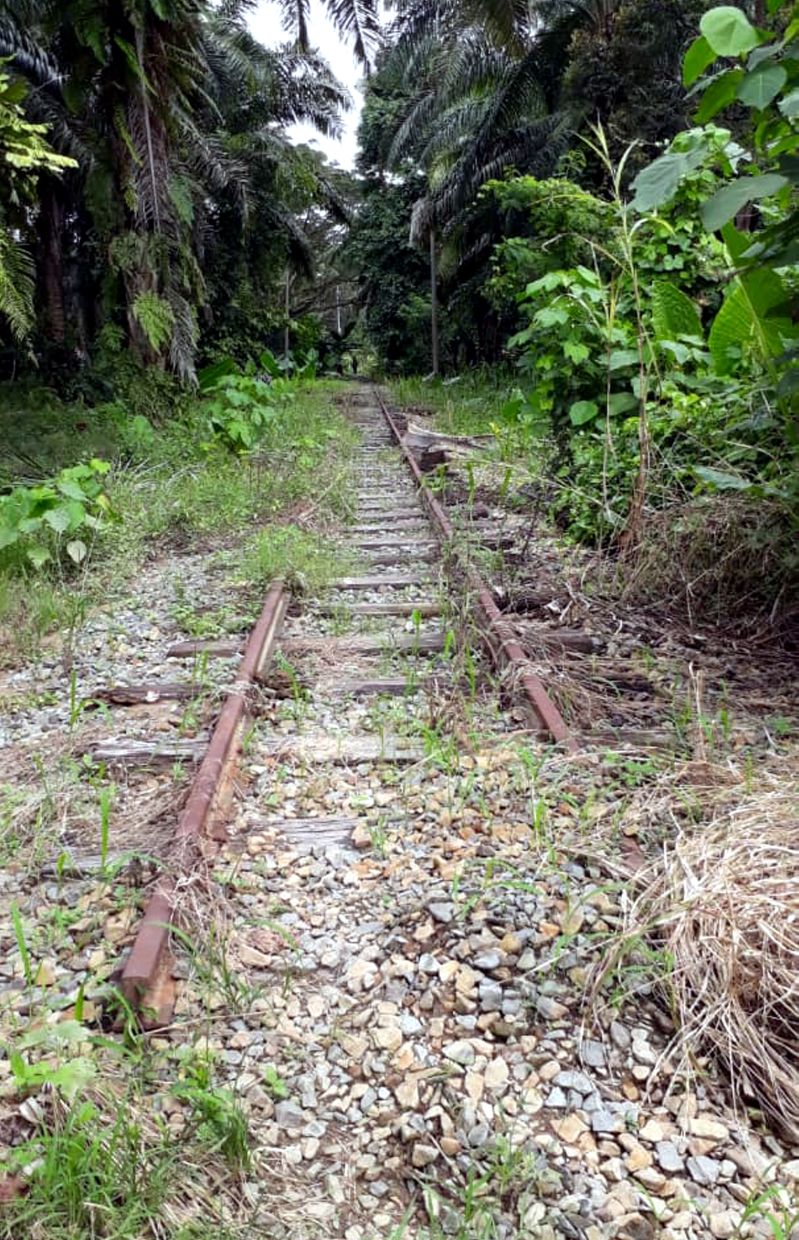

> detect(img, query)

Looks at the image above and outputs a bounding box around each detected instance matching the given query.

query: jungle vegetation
[0,0,797,632]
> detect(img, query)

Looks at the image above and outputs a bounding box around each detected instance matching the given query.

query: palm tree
[0,0,354,377]
[357,0,699,366]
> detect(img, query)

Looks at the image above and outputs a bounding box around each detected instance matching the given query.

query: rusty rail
[120,580,289,1019]
[377,393,575,751]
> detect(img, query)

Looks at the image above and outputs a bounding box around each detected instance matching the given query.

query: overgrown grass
[0,382,358,666]
[0,383,124,485]
[238,524,357,595]
[388,370,513,437]
[387,372,799,633]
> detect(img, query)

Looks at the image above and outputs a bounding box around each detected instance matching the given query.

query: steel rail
[120,580,289,1019]
[377,392,575,751]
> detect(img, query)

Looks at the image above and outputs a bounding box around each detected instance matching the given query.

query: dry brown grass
[623,493,798,637]
[603,761,799,1142]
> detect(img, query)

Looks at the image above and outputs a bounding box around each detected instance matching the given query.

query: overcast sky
[247,1,366,169]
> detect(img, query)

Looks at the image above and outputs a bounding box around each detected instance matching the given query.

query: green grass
[0,382,358,665]
[0,383,123,486]
[388,370,514,437]
[238,524,356,595]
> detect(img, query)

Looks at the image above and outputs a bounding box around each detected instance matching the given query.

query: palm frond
[277,0,311,50]
[0,225,35,340]
[324,0,381,67]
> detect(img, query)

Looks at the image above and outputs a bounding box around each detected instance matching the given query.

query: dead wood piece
[349,522,429,534]
[329,574,434,589]
[96,682,196,705]
[317,602,440,618]
[87,739,207,765]
[420,449,448,472]
[403,422,492,454]
[262,735,426,764]
[350,536,437,551]
[167,639,242,658]
[318,677,429,697]
[367,549,437,566]
[278,632,447,656]
[259,816,362,853]
[519,628,607,655]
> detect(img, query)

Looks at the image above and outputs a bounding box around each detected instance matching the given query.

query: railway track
[111,382,572,1020]
[1,384,789,1236]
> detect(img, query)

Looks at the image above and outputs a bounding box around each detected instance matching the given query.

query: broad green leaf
[66,539,88,564]
[259,349,281,378]
[700,7,760,57]
[0,525,19,548]
[683,35,717,86]
[747,44,778,69]
[659,340,693,364]
[564,341,590,363]
[27,545,51,567]
[779,87,799,117]
[720,221,751,263]
[651,282,703,341]
[198,358,237,391]
[535,306,569,327]
[630,153,686,211]
[696,68,745,121]
[701,173,788,230]
[57,479,89,502]
[88,458,111,474]
[709,270,788,374]
[694,466,752,490]
[569,400,600,426]
[609,349,639,370]
[42,505,73,534]
[737,62,787,109]
[607,392,639,416]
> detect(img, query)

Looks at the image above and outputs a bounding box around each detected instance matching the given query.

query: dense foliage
[0,0,362,384]
[350,0,707,371]
[350,0,798,622]
[1,0,797,628]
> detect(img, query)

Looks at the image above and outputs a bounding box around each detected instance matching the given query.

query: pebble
[443,1040,475,1066]
[687,1155,720,1186]
[655,1142,684,1174]
[274,1102,304,1130]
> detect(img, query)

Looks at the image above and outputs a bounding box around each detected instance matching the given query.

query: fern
[132,291,175,352]
[0,68,75,341]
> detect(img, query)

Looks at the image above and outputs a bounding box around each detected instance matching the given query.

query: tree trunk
[284,268,291,361]
[37,183,66,344]
[430,225,439,376]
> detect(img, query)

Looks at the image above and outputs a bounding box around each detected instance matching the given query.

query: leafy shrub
[485,176,616,314]
[0,458,114,569]
[199,353,295,454]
